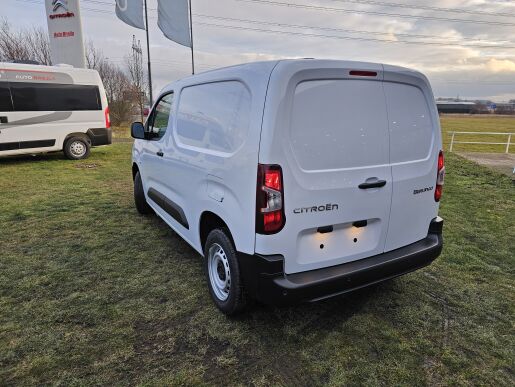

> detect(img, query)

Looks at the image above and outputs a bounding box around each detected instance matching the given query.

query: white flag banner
[115,0,145,30]
[157,0,192,47]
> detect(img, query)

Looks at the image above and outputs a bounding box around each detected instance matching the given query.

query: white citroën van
[0,62,111,160]
[131,60,445,314]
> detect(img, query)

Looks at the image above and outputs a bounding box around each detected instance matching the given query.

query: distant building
[495,102,515,115]
[436,101,476,114]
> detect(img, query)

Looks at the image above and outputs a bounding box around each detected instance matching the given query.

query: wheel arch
[199,211,235,252]
[63,132,91,148]
[132,163,139,181]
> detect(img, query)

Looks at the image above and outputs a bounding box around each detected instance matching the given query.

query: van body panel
[0,63,109,157]
[134,61,279,255]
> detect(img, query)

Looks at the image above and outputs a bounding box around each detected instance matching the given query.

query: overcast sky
[4,0,515,101]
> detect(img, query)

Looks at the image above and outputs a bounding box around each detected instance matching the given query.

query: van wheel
[64,137,90,160]
[134,171,152,215]
[204,229,247,315]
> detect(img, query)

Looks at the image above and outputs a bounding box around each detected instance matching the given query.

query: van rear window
[383,82,433,163]
[9,82,101,111]
[290,79,390,170]
[0,84,13,111]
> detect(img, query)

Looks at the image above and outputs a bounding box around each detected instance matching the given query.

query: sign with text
[45,0,86,68]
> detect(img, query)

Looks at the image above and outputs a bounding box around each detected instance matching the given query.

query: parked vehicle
[131,59,444,314]
[0,62,111,160]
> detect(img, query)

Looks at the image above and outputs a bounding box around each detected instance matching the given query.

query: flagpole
[188,0,195,75]
[144,0,153,104]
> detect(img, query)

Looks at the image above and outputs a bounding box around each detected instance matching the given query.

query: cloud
[485,58,515,72]
[3,0,515,100]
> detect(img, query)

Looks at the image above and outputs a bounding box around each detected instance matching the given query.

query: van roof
[162,59,425,94]
[0,62,102,85]
[0,61,99,76]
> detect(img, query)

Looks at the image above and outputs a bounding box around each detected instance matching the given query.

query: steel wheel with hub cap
[204,228,247,314]
[64,136,91,160]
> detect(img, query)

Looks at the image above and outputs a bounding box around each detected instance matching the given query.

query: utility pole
[144,0,153,105]
[189,0,195,75]
[131,35,144,121]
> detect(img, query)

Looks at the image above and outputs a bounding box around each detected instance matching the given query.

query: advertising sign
[45,0,86,68]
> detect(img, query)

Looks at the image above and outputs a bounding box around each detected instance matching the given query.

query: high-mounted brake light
[349,70,377,77]
[256,164,285,234]
[435,150,445,202]
[104,106,111,129]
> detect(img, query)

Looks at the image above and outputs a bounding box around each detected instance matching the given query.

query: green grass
[1,141,514,385]
[112,125,131,139]
[440,115,515,153]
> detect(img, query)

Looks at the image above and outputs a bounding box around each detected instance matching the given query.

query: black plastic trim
[317,225,333,234]
[87,128,112,146]
[0,142,19,151]
[239,217,443,306]
[0,139,55,151]
[429,216,444,234]
[147,188,189,229]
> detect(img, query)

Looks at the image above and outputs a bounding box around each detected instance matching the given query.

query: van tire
[204,229,247,315]
[134,171,152,215]
[63,137,90,160]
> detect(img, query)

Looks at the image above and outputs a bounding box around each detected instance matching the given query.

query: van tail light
[256,164,285,234]
[435,150,445,202]
[104,106,111,128]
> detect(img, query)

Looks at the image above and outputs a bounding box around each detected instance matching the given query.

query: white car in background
[131,59,445,315]
[0,62,111,160]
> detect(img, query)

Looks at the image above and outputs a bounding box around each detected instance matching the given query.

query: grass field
[1,121,514,385]
[440,115,515,153]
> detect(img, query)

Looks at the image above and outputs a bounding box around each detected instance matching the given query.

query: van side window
[147,92,173,141]
[9,82,101,111]
[0,84,13,111]
[176,81,251,153]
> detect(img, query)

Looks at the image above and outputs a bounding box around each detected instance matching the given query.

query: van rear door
[257,61,393,274]
[382,67,441,251]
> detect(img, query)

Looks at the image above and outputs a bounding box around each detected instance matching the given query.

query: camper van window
[9,82,101,111]
[0,85,13,111]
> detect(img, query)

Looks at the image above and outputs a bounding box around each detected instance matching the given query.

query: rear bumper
[239,217,443,306]
[87,128,112,146]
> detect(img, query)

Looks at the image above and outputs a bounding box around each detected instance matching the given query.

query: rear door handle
[0,116,8,124]
[359,179,387,189]
[156,151,164,157]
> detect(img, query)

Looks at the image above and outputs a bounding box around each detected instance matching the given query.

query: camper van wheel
[204,228,247,315]
[64,137,91,160]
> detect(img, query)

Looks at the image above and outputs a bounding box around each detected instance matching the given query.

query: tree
[85,40,134,125]
[0,19,51,65]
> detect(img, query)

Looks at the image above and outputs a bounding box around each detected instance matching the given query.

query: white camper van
[131,60,444,314]
[0,62,111,159]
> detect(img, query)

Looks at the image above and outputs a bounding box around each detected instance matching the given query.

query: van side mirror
[131,122,146,139]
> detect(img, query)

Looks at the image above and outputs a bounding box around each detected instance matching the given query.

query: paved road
[457,152,515,178]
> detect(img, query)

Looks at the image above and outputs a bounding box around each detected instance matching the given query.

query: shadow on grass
[133,213,386,384]
[0,152,66,164]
